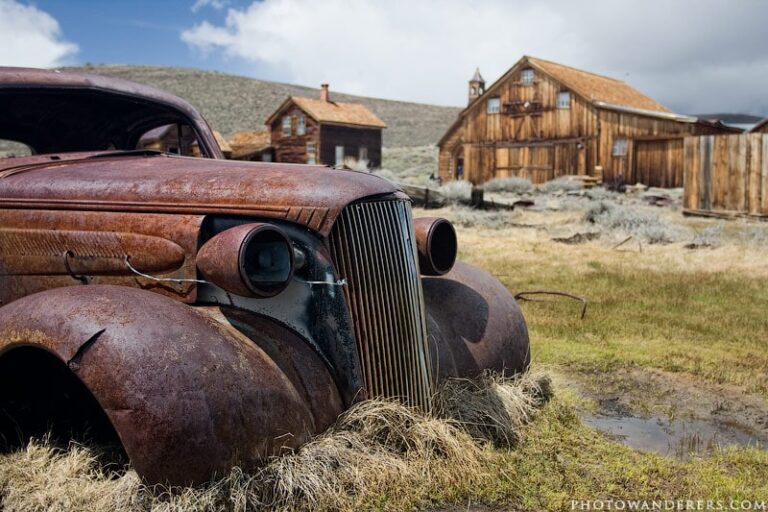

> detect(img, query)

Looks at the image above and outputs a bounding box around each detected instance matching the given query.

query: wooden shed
[265,84,386,168]
[438,56,737,188]
[228,130,273,162]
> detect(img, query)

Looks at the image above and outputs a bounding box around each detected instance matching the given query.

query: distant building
[139,124,232,159]
[438,56,737,188]
[750,118,768,134]
[265,84,386,168]
[228,130,274,162]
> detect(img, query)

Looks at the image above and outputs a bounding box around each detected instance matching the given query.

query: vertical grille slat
[329,199,433,409]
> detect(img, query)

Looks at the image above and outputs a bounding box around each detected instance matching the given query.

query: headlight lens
[197,223,294,298]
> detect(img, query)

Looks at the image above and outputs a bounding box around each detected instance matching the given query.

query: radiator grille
[328,199,433,409]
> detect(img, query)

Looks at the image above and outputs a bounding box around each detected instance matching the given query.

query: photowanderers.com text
[571,500,768,511]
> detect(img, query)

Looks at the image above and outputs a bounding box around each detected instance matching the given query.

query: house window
[335,145,344,166]
[486,97,500,114]
[557,91,571,109]
[358,146,368,163]
[297,114,306,136]
[612,138,629,157]
[282,116,292,136]
[521,68,534,86]
[307,142,316,165]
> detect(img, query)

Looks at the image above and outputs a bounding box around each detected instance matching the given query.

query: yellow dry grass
[0,372,551,512]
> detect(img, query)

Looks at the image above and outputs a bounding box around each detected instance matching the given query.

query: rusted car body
[0,67,529,485]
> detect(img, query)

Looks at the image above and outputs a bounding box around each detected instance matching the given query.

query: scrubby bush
[439,180,472,202]
[585,201,686,244]
[448,206,520,229]
[483,177,533,194]
[370,168,399,184]
[540,177,583,194]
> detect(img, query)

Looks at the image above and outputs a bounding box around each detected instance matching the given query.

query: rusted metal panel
[423,262,530,381]
[0,210,202,305]
[0,153,403,236]
[0,285,344,486]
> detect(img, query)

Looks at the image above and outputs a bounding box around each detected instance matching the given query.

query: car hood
[0,152,403,236]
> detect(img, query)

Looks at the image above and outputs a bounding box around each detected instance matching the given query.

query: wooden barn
[265,84,386,168]
[438,56,737,188]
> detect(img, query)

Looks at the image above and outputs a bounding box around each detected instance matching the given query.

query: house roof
[750,117,768,132]
[228,130,272,159]
[266,96,386,129]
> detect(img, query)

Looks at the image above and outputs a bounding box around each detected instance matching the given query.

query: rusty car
[0,67,530,485]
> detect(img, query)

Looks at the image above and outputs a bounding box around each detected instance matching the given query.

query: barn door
[634,139,684,188]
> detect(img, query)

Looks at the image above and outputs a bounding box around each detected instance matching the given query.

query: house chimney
[320,83,330,102]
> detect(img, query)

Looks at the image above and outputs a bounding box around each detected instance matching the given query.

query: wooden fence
[683,133,768,218]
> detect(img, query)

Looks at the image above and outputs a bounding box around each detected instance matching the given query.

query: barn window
[307,142,316,165]
[612,138,629,157]
[359,146,368,162]
[521,68,534,86]
[282,116,292,136]
[557,91,571,109]
[297,114,306,135]
[486,97,500,114]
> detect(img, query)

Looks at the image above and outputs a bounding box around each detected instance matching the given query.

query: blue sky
[31,0,247,73]
[1,0,767,115]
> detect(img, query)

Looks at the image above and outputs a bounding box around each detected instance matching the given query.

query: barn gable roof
[266,96,386,129]
[439,56,688,147]
[525,57,671,113]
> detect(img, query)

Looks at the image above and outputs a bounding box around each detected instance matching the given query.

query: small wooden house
[438,56,736,188]
[265,84,386,168]
[228,130,274,161]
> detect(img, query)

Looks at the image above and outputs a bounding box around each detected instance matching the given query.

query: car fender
[0,285,338,485]
[422,261,530,382]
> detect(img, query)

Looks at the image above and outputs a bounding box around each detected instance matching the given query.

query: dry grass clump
[435,371,552,447]
[483,177,533,194]
[0,371,550,512]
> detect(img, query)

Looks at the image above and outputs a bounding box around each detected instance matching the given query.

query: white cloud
[0,0,78,68]
[191,0,228,13]
[182,0,768,114]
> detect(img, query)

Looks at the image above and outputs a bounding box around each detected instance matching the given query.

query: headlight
[197,223,294,297]
[413,217,457,276]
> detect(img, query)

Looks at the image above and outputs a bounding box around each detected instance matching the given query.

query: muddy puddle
[584,414,767,457]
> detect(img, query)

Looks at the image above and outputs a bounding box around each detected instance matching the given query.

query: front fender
[0,285,329,485]
[423,261,530,382]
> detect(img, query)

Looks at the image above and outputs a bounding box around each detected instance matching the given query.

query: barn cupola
[468,68,485,104]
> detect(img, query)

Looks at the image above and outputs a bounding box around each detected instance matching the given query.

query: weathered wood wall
[684,134,768,217]
[270,106,319,164]
[319,125,382,168]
